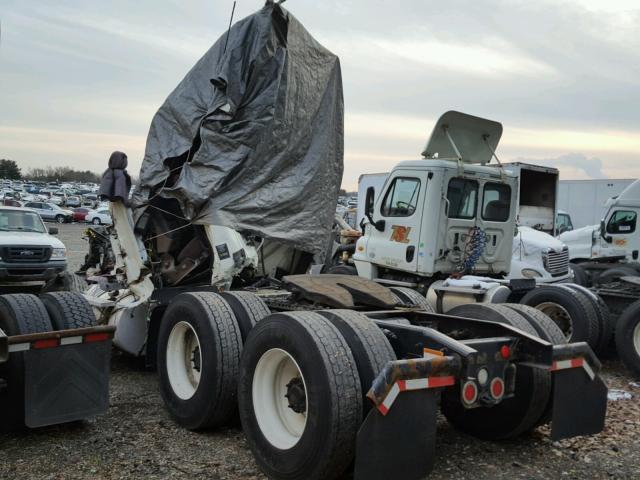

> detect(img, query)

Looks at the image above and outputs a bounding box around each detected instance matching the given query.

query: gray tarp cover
[131,2,343,256]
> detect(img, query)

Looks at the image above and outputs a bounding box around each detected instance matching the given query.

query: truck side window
[607,210,637,234]
[482,183,511,222]
[557,213,573,231]
[447,178,477,219]
[380,177,421,217]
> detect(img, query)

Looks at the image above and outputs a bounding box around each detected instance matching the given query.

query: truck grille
[2,246,51,263]
[542,247,569,277]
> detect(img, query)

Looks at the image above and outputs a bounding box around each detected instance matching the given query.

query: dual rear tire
[238,310,396,480]
[157,291,397,480]
[0,292,95,431]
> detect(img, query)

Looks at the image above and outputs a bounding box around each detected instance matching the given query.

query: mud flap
[550,368,607,441]
[354,389,438,480]
[24,341,111,427]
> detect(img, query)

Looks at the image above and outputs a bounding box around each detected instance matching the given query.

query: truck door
[603,209,639,260]
[367,173,426,273]
[442,177,480,271]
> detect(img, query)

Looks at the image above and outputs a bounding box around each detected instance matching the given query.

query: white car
[87,208,112,225]
[49,195,65,206]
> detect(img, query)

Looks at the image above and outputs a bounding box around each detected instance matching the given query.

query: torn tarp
[131,2,343,257]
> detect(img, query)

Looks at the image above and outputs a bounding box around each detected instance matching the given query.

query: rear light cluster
[461,374,506,405]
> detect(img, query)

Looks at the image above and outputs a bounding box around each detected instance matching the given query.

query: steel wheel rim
[166,321,202,400]
[536,302,573,340]
[252,348,308,449]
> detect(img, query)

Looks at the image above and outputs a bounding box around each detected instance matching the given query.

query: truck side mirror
[600,219,612,243]
[365,186,385,232]
[49,227,58,235]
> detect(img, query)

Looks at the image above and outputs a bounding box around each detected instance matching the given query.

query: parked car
[65,195,81,208]
[0,206,67,287]
[87,208,112,225]
[2,199,23,207]
[49,195,65,206]
[72,207,94,222]
[82,193,98,207]
[22,201,73,223]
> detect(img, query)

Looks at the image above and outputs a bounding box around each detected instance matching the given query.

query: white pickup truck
[0,206,67,290]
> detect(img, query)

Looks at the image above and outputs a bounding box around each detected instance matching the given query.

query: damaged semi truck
[82,3,608,480]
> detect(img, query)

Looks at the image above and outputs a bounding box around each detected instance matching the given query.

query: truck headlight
[521,268,542,278]
[51,248,67,259]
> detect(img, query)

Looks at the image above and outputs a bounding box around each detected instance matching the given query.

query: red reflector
[84,332,111,343]
[33,338,59,349]
[491,378,505,399]
[500,345,511,359]
[462,381,478,404]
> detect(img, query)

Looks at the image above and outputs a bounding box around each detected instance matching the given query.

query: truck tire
[503,303,564,425]
[520,285,599,347]
[318,309,396,415]
[570,263,589,287]
[219,291,270,342]
[503,303,566,344]
[326,265,357,275]
[389,286,435,312]
[615,300,640,377]
[40,292,96,330]
[442,303,551,439]
[0,294,53,431]
[595,266,638,285]
[238,311,361,480]
[62,272,88,293]
[563,283,613,354]
[157,292,242,430]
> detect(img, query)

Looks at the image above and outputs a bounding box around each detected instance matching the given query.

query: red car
[72,207,92,222]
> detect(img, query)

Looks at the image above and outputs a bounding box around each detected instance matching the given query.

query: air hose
[461,226,487,273]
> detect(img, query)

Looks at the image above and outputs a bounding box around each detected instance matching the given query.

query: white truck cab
[353,111,570,288]
[354,159,518,283]
[560,179,640,262]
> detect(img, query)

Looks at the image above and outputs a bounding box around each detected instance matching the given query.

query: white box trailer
[558,179,635,229]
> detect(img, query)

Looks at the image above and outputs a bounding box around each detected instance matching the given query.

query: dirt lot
[1,223,639,479]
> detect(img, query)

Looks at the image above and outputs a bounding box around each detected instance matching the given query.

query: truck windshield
[0,210,46,233]
[447,178,478,219]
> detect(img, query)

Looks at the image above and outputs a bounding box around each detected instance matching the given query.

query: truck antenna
[223,1,237,54]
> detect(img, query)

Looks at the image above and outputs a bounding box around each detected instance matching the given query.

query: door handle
[406,245,415,263]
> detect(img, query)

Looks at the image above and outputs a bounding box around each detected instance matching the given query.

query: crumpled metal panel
[282,274,398,308]
[132,2,343,257]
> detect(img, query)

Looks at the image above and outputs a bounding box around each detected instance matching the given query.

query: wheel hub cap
[285,377,307,414]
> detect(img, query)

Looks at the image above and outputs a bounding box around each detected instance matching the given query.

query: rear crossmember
[353,311,607,480]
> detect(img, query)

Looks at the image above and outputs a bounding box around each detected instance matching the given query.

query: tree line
[0,159,101,183]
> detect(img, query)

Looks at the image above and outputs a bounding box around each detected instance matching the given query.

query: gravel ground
[1,223,639,479]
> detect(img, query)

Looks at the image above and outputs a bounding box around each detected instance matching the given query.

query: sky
[1,0,639,190]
